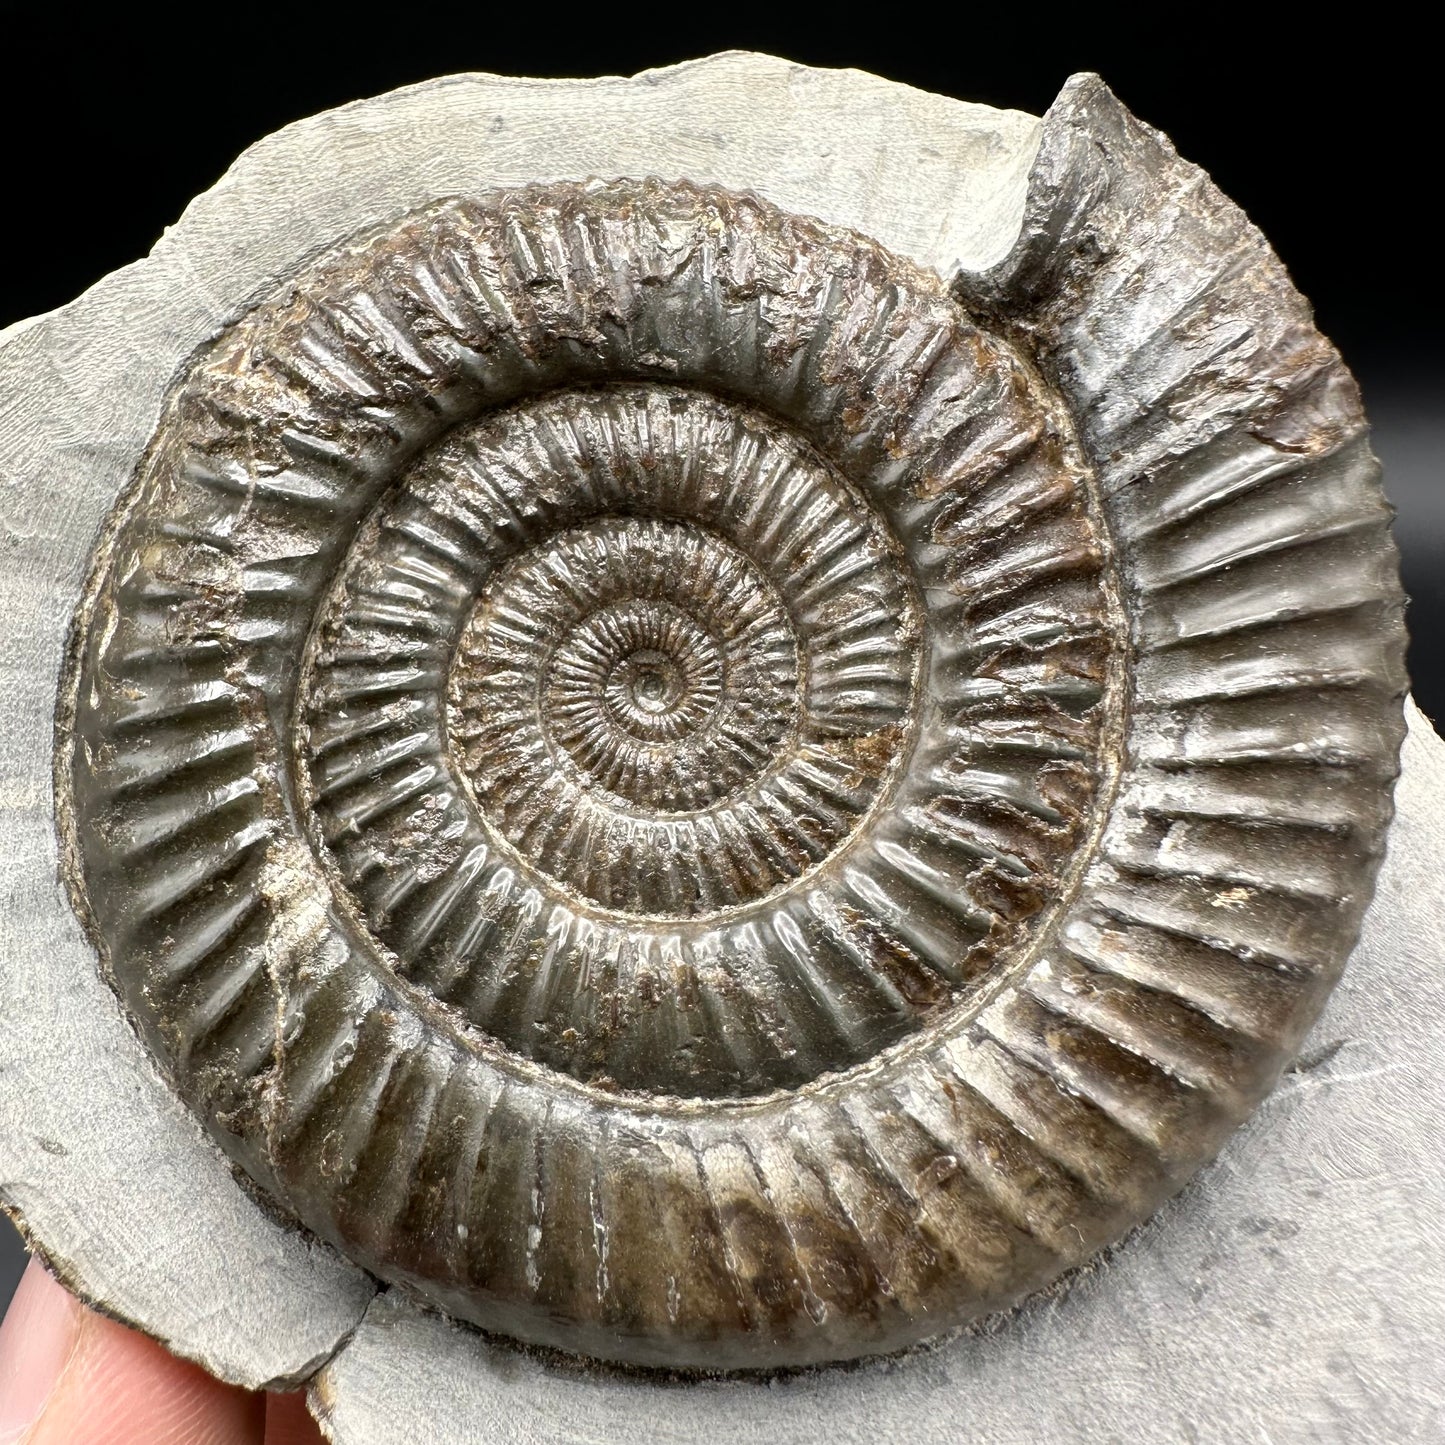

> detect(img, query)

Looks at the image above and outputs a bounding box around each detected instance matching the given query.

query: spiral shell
[59,77,1406,1372]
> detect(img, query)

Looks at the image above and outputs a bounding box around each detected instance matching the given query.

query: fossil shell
[55,77,1406,1371]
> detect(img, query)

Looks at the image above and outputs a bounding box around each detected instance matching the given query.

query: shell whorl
[59,106,1406,1375]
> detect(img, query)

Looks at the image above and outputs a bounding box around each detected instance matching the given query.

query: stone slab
[2,53,1436,1436]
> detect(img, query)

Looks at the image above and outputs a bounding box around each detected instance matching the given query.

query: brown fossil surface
[51,76,1405,1372]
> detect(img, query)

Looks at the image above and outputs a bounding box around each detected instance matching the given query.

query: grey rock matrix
[1,53,1436,1443]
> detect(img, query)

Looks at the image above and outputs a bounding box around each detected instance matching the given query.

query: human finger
[0,1256,266,1445]
[264,1391,326,1444]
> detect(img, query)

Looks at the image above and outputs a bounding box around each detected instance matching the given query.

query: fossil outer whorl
[58,79,1406,1374]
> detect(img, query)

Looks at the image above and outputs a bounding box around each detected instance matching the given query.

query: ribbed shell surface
[58,77,1406,1369]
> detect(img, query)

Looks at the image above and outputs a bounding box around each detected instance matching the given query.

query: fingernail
[0,1258,81,1444]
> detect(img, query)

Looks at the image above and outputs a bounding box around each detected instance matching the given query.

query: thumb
[0,1256,265,1445]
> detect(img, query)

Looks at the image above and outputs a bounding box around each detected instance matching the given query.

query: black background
[0,8,1438,1318]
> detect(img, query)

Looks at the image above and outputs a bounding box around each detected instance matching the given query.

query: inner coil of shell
[60,165,1406,1370]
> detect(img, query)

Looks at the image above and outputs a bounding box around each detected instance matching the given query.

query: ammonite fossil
[6,59,1410,1387]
